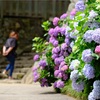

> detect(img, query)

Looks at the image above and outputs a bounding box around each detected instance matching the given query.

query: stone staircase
[0,51,34,84]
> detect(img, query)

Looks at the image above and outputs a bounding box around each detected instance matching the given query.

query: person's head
[9,30,18,40]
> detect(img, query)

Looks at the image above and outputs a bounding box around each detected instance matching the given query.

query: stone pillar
[67,0,78,15]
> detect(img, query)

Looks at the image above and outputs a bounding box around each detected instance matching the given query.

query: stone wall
[0,17,44,52]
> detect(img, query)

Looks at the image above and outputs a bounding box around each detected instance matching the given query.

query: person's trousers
[5,54,15,77]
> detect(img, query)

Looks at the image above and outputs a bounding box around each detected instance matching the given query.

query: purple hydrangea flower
[92,28,100,44]
[33,71,40,82]
[52,40,58,47]
[54,56,64,65]
[82,49,93,63]
[60,13,67,19]
[53,26,60,37]
[60,65,68,71]
[54,81,57,88]
[53,17,60,26]
[59,61,66,68]
[33,54,40,61]
[83,30,94,43]
[63,51,69,57]
[65,38,70,45]
[57,72,63,78]
[72,80,84,92]
[32,66,38,72]
[59,50,64,57]
[39,60,47,68]
[75,1,85,11]
[40,78,49,87]
[52,54,58,59]
[48,28,54,36]
[61,43,68,51]
[52,46,60,54]
[54,66,59,70]
[67,47,72,53]
[54,80,64,88]
[82,64,95,79]
[49,36,56,44]
[63,73,68,80]
[60,27,66,35]
[54,70,61,77]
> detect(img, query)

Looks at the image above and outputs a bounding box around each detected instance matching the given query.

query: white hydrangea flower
[88,10,98,20]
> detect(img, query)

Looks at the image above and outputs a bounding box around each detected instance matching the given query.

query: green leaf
[92,53,100,60]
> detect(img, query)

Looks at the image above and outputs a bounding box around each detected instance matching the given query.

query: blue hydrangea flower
[88,92,95,100]
[83,30,94,43]
[82,64,95,79]
[70,70,79,81]
[92,28,100,44]
[82,49,93,63]
[65,38,70,45]
[93,80,100,88]
[88,80,100,100]
[69,59,80,70]
[72,80,84,92]
[75,1,85,11]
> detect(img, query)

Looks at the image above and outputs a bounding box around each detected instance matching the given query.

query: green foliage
[32,37,46,53]
[41,20,51,31]
[61,80,88,100]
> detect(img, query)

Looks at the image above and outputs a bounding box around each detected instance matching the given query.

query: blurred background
[0,0,71,81]
[0,0,70,51]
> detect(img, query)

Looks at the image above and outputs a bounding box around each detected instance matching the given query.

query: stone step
[14,68,30,73]
[13,72,25,79]
[15,63,32,68]
[16,56,33,61]
[15,60,34,65]
[22,52,35,56]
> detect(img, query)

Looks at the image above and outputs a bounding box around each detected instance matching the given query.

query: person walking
[2,30,18,79]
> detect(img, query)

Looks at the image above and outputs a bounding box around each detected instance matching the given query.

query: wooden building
[0,0,70,19]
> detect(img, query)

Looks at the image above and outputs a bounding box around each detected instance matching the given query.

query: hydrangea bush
[32,0,100,99]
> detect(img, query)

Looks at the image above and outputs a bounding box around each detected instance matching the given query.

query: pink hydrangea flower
[95,45,100,54]
[70,9,77,16]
